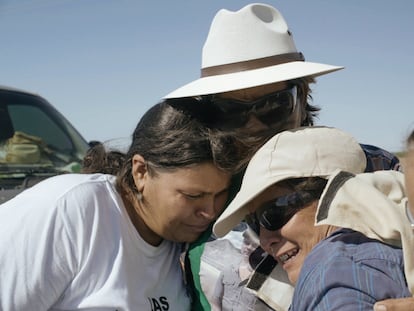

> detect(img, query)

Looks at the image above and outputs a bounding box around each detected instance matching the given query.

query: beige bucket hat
[165,3,343,99]
[316,169,414,294]
[213,126,367,238]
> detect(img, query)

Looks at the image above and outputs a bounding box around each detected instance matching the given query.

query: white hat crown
[164,3,343,98]
[202,3,299,69]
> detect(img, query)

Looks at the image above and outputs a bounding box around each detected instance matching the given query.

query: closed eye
[181,192,204,199]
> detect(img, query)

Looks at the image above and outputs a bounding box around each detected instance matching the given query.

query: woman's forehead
[150,162,231,190]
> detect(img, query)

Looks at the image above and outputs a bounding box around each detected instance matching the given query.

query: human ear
[132,154,147,193]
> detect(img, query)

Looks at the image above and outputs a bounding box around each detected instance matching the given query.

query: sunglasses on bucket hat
[245,190,316,235]
[210,85,297,128]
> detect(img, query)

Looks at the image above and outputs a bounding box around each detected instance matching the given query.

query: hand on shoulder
[374,297,414,311]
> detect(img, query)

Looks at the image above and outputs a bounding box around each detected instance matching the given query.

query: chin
[185,234,202,243]
[175,233,200,244]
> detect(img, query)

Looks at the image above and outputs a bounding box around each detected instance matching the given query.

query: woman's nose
[196,200,217,221]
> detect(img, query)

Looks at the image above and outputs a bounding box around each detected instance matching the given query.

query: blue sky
[1,0,413,152]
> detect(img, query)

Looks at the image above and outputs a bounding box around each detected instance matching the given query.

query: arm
[0,195,76,309]
[374,298,414,311]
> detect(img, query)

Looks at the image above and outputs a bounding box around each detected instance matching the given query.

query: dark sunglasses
[210,85,297,128]
[245,191,316,235]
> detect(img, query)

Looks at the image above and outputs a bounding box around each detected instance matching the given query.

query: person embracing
[0,99,245,310]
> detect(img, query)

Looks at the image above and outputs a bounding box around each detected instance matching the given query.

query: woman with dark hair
[0,99,243,310]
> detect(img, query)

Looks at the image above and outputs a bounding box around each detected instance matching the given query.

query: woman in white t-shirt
[0,99,243,310]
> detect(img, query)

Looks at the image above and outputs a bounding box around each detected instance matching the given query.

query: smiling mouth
[278,248,299,264]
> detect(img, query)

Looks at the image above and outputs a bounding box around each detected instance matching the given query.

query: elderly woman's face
[132,155,231,246]
[248,183,330,285]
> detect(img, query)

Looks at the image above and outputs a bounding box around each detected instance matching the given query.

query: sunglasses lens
[247,191,313,233]
[211,86,297,128]
[255,89,296,125]
[208,99,248,128]
[259,206,296,231]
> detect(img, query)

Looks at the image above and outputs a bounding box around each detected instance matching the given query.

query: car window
[8,104,73,152]
[0,88,92,203]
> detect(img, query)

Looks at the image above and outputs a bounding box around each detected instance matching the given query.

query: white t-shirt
[0,173,191,311]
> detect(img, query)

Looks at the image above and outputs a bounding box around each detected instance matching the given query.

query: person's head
[404,129,414,217]
[165,3,343,140]
[116,100,243,245]
[213,126,367,284]
[246,176,331,284]
[82,142,125,175]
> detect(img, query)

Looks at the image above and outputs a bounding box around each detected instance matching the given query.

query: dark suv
[0,86,92,203]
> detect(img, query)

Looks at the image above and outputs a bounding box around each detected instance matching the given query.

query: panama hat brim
[164,61,343,99]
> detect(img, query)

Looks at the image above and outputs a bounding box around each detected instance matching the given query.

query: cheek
[405,181,414,214]
[281,212,318,248]
[145,184,179,220]
[404,153,414,207]
[216,194,229,214]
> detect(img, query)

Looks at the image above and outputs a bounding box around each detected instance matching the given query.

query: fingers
[374,297,414,311]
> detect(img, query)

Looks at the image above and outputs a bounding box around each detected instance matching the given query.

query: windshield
[0,89,90,183]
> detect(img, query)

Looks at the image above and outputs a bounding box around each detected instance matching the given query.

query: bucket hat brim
[213,126,366,238]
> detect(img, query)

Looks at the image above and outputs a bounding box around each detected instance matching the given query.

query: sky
[1,0,413,153]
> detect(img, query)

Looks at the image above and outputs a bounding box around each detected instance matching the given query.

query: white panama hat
[164,3,343,99]
[213,126,367,238]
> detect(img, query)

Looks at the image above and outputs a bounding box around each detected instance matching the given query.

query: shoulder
[292,229,409,310]
[36,172,116,193]
[304,229,404,273]
[16,173,118,206]
[2,173,122,234]
[50,174,122,230]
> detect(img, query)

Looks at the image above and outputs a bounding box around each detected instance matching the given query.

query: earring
[137,191,143,201]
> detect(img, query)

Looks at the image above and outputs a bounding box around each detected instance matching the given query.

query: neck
[121,191,163,246]
[325,225,340,238]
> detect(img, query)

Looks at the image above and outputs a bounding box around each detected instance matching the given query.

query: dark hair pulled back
[117,99,244,196]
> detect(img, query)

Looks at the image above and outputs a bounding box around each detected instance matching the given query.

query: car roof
[0,85,41,97]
